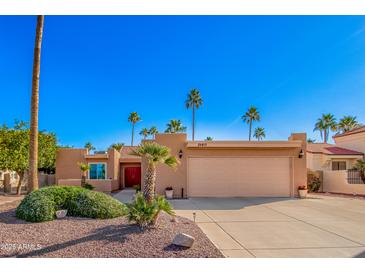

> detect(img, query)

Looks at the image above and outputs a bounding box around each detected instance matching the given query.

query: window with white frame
[89,163,106,179]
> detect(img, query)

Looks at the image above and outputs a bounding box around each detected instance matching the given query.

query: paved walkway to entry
[170,195,365,258]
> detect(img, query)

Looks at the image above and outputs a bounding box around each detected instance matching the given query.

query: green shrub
[67,191,127,219]
[16,190,56,222]
[83,183,95,190]
[127,192,175,228]
[16,186,126,222]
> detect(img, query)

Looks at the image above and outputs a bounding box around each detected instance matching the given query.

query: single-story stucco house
[56,132,307,198]
[306,127,365,195]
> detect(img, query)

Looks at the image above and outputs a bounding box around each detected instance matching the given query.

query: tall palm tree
[242,106,260,141]
[84,142,95,152]
[185,88,203,141]
[253,127,265,141]
[337,116,359,133]
[148,126,158,138]
[131,142,179,203]
[139,128,149,139]
[165,119,187,133]
[29,15,44,193]
[128,112,141,146]
[314,113,337,143]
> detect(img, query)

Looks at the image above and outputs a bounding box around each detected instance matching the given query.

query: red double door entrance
[124,166,141,188]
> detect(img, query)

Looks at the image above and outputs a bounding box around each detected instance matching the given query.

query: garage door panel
[188,157,291,197]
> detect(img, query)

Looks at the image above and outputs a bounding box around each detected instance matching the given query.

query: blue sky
[0,16,365,149]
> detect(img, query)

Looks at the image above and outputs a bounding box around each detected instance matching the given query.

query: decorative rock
[56,209,68,219]
[172,233,195,248]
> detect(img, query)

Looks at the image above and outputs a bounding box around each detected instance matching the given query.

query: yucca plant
[78,162,89,187]
[127,192,175,228]
[131,142,179,203]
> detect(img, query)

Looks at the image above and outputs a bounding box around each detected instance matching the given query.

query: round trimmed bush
[16,186,127,222]
[67,190,128,219]
[16,190,56,222]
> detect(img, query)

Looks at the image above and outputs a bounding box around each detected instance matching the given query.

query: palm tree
[314,113,337,143]
[109,142,124,151]
[242,106,260,141]
[205,136,213,141]
[253,127,265,141]
[307,138,316,143]
[165,119,187,133]
[128,112,141,146]
[84,142,95,152]
[185,88,203,141]
[148,126,158,138]
[337,116,359,133]
[139,128,149,139]
[131,142,179,203]
[28,15,44,193]
[78,162,89,187]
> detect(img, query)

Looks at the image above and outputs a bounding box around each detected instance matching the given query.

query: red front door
[124,167,141,188]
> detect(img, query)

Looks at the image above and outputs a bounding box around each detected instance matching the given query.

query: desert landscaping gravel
[0,202,223,258]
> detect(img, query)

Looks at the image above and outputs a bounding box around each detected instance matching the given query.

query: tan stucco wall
[334,132,365,153]
[323,170,365,195]
[58,179,112,192]
[149,133,307,198]
[307,153,362,171]
[56,148,87,183]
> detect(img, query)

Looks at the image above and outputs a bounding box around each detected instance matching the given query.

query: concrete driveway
[170,195,365,258]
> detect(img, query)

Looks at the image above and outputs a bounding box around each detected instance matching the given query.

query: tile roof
[307,143,363,155]
[333,126,365,138]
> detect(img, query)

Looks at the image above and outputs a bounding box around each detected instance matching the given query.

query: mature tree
[128,112,141,146]
[337,116,359,133]
[139,128,149,140]
[131,142,179,203]
[109,142,124,151]
[77,162,89,187]
[205,136,213,141]
[314,113,337,143]
[185,88,203,141]
[242,106,260,141]
[253,127,265,141]
[307,138,316,143]
[0,121,57,195]
[148,126,158,138]
[84,142,95,152]
[165,119,187,133]
[29,15,45,193]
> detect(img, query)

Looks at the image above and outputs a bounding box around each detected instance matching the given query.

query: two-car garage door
[188,157,291,197]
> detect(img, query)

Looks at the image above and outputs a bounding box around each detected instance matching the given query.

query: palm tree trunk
[324,129,327,144]
[192,106,195,141]
[249,120,252,141]
[29,15,44,193]
[131,123,134,146]
[143,163,156,203]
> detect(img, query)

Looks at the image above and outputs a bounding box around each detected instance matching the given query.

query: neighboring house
[307,138,365,195]
[56,132,307,197]
[307,143,363,171]
[333,126,365,153]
